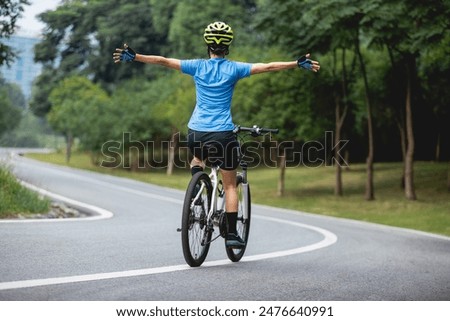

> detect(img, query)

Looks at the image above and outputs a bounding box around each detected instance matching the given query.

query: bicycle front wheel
[181,172,212,267]
[226,174,251,262]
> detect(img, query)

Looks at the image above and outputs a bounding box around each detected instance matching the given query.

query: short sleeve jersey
[181,58,252,132]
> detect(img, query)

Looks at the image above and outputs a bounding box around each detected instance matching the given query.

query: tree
[0,87,21,137]
[32,0,170,118]
[168,0,257,58]
[47,76,109,162]
[29,69,59,117]
[0,0,30,66]
[0,76,23,137]
[153,74,194,175]
[329,49,357,196]
[257,0,364,198]
[360,0,450,200]
[233,48,329,196]
[420,33,450,162]
[102,77,176,170]
[0,76,25,108]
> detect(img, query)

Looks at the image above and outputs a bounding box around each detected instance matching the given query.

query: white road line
[0,215,337,291]
[1,158,337,290]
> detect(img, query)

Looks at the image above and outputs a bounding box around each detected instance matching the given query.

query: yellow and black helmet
[203,21,234,46]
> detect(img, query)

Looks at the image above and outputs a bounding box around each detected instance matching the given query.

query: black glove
[113,44,136,63]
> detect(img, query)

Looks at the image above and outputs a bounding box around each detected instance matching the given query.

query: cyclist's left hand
[113,44,136,63]
[297,53,320,72]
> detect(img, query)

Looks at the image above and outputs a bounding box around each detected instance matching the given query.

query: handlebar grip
[259,128,279,134]
[234,125,279,136]
[236,126,254,132]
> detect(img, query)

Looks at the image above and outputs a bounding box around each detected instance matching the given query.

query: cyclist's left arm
[250,53,320,75]
[251,61,297,75]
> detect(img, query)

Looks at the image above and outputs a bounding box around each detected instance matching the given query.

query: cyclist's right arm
[113,44,181,70]
[135,54,181,70]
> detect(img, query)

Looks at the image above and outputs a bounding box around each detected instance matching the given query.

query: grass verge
[0,165,51,218]
[26,152,450,237]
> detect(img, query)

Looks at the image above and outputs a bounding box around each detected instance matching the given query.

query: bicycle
[179,125,279,267]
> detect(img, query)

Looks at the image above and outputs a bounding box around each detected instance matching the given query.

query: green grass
[26,152,450,237]
[0,165,51,218]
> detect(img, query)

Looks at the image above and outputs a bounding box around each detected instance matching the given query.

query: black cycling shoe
[225,233,245,248]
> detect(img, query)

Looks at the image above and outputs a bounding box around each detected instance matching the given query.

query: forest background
[1,0,449,205]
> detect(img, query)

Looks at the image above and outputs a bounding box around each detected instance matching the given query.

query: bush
[0,165,50,218]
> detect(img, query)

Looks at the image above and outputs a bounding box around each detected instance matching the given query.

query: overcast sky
[16,0,61,36]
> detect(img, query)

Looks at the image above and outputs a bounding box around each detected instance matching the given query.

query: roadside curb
[0,180,114,223]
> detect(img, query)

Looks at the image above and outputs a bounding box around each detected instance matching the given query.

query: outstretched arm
[113,44,181,70]
[134,54,181,70]
[251,53,320,75]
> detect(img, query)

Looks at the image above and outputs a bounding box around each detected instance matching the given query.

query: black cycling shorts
[187,129,240,170]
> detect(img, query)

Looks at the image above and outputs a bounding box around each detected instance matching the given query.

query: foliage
[167,0,257,57]
[0,88,20,137]
[47,76,110,151]
[0,0,30,66]
[31,0,169,114]
[0,76,22,137]
[234,49,331,141]
[28,0,450,173]
[153,73,194,134]
[0,111,57,148]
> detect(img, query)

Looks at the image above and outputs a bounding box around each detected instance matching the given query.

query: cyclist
[113,21,320,248]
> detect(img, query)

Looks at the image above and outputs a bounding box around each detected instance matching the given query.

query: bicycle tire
[181,172,213,267]
[225,174,251,262]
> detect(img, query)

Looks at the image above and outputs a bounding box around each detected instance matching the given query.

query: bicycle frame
[190,166,220,214]
[190,162,249,239]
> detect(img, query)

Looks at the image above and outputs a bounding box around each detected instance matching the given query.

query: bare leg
[220,168,237,212]
[221,169,244,247]
[190,157,205,170]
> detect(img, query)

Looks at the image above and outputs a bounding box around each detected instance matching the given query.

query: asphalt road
[0,149,449,300]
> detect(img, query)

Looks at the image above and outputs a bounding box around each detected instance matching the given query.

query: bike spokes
[181,172,212,267]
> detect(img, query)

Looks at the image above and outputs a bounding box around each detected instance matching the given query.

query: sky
[16,0,61,37]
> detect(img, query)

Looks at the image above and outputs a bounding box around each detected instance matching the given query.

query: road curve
[0,150,449,300]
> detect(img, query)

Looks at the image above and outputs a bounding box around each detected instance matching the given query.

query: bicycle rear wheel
[226,174,251,262]
[181,172,212,267]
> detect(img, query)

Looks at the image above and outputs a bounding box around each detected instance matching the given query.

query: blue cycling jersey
[181,58,252,132]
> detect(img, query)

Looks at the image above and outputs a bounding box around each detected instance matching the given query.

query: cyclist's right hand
[113,44,136,63]
[297,53,320,72]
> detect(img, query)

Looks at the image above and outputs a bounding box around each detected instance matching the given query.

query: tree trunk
[277,146,286,197]
[344,150,350,171]
[65,132,73,163]
[396,120,406,189]
[335,97,343,196]
[435,133,440,162]
[355,39,375,201]
[397,121,406,162]
[166,129,178,176]
[447,162,450,192]
[334,49,350,197]
[404,59,417,200]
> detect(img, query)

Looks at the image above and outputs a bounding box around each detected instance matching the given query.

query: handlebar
[233,125,279,137]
